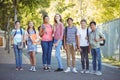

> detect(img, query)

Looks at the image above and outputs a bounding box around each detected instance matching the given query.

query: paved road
[0,46,120,80]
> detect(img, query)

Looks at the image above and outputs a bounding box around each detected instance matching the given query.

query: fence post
[108,22,111,57]
[118,19,120,61]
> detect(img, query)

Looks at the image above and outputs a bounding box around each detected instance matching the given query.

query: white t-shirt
[77,28,90,46]
[11,28,25,45]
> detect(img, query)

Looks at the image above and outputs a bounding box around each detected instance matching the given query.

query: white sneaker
[72,68,78,73]
[85,70,90,73]
[64,67,71,73]
[90,70,96,74]
[29,66,33,71]
[81,69,85,74]
[32,66,36,72]
[95,71,102,76]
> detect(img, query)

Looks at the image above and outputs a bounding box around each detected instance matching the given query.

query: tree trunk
[8,29,11,53]
[14,0,17,22]
[4,30,7,50]
[6,17,10,53]
[80,0,83,20]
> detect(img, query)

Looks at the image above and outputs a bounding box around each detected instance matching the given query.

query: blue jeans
[41,41,53,66]
[91,48,102,71]
[54,40,63,69]
[13,44,22,68]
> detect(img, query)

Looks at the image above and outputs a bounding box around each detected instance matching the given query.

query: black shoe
[54,68,64,72]
[43,66,48,71]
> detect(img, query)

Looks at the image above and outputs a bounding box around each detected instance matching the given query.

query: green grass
[102,57,120,68]
[76,51,120,68]
[89,54,120,68]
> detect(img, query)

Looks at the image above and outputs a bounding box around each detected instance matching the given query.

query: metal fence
[98,18,120,61]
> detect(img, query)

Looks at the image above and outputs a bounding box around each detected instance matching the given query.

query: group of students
[11,14,105,76]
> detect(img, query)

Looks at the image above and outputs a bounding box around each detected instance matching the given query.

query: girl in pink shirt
[53,14,64,72]
[39,15,53,71]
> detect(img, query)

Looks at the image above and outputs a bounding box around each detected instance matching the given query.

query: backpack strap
[20,28,23,35]
[87,28,89,42]
[65,27,67,39]
[87,28,89,37]
[13,28,22,37]
[27,30,29,34]
[13,30,17,37]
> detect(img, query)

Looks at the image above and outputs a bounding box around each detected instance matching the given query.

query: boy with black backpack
[63,18,79,73]
[89,21,105,76]
[11,21,25,71]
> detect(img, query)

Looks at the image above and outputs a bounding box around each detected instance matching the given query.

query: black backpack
[94,29,105,46]
[99,36,105,46]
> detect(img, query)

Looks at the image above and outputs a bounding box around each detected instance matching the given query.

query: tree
[42,0,120,25]
[92,0,120,23]
[0,0,51,53]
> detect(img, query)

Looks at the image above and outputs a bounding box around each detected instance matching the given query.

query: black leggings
[80,46,89,70]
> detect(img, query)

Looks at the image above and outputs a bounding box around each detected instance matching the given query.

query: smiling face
[15,22,20,29]
[67,19,73,26]
[54,14,62,23]
[81,21,86,28]
[44,16,49,23]
[55,14,60,21]
[28,21,34,28]
[90,23,96,31]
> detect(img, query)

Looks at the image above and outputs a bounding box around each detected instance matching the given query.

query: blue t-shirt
[64,26,78,44]
[11,28,25,45]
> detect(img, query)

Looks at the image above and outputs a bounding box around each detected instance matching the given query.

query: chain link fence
[98,18,120,61]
